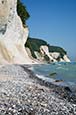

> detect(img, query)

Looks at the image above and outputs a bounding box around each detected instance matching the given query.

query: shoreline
[31,62,76,90]
[0,64,75,114]
[22,65,76,103]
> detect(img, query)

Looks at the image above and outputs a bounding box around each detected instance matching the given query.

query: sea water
[32,62,76,89]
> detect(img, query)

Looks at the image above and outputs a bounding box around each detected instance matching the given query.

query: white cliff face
[0,0,10,34]
[63,55,70,62]
[0,0,36,64]
[50,52,60,59]
[39,45,70,63]
[40,45,57,62]
[0,0,28,44]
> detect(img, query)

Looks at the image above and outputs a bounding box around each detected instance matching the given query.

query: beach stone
[0,65,75,114]
[55,79,63,82]
[64,86,72,92]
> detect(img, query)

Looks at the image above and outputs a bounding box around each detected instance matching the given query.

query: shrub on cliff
[17,0,30,25]
[48,45,67,58]
[25,37,47,58]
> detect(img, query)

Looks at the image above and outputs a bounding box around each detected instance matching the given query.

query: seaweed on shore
[49,72,57,76]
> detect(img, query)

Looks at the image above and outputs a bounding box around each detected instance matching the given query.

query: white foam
[36,74,55,82]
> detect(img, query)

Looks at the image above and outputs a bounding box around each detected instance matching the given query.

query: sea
[32,62,76,90]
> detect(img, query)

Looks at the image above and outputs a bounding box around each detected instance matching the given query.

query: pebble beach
[0,65,76,115]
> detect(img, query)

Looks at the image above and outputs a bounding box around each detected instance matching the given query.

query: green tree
[17,0,30,25]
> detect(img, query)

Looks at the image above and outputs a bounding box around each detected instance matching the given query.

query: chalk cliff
[0,0,70,64]
[0,0,35,64]
[25,38,70,63]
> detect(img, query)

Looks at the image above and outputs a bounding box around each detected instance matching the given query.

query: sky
[22,0,76,61]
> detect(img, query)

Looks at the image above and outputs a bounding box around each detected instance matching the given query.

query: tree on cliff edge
[17,0,30,25]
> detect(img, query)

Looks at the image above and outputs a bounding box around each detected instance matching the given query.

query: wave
[36,74,55,82]
[32,62,76,88]
[56,67,69,71]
